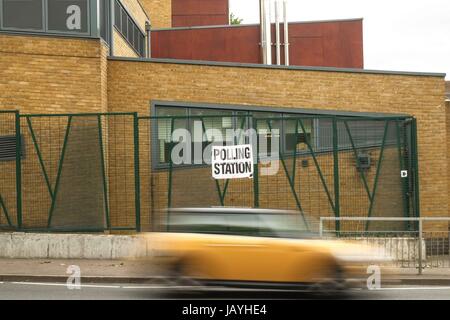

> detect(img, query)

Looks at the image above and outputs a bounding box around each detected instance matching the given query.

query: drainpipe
[145,21,152,58]
[283,0,289,66]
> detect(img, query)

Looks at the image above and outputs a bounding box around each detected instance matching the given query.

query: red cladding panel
[172,0,229,27]
[152,19,364,68]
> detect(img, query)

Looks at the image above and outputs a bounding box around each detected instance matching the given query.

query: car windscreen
[167,212,317,239]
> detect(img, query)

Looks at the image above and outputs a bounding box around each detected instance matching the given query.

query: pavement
[0,258,450,286]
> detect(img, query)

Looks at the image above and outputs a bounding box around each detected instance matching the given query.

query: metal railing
[320,217,450,274]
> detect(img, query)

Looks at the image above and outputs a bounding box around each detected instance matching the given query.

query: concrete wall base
[0,233,150,259]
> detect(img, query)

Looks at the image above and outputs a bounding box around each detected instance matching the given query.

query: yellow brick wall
[0,34,107,113]
[0,34,110,229]
[107,59,447,231]
[139,0,172,28]
[447,100,450,216]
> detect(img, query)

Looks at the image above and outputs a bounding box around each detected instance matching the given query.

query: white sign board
[212,145,254,180]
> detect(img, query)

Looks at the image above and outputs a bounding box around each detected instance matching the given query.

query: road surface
[0,281,450,300]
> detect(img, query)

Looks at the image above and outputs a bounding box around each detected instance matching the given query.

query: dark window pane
[121,7,127,37]
[3,0,44,30]
[47,0,88,33]
[140,34,145,56]
[100,0,108,41]
[134,26,139,52]
[114,0,121,28]
[156,107,188,164]
[127,17,133,43]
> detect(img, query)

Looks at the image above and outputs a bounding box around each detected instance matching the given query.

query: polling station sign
[212,145,254,180]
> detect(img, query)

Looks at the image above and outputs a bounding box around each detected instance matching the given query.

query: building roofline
[108,56,446,78]
[152,18,364,32]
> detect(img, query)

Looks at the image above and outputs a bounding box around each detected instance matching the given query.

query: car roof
[167,207,301,215]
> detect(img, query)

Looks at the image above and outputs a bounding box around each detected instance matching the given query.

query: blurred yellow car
[148,208,390,293]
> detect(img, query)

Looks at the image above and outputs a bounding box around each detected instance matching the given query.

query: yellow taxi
[148,208,390,293]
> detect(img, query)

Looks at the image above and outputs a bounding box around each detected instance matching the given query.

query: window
[1,0,92,35]
[284,118,313,154]
[99,0,109,41]
[254,112,282,157]
[316,119,393,152]
[156,107,188,165]
[114,0,121,29]
[0,135,24,161]
[47,0,88,33]
[114,0,145,57]
[152,105,393,169]
[168,212,313,239]
[2,0,44,30]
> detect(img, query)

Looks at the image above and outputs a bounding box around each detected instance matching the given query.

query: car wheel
[167,261,204,290]
[309,266,348,298]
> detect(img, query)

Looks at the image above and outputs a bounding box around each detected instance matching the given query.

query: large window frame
[0,0,93,36]
[151,102,400,171]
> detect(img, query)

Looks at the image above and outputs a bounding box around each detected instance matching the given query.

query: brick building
[0,0,447,232]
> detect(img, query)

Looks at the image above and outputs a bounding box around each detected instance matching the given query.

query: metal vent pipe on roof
[283,0,290,66]
[275,0,281,65]
[260,0,272,65]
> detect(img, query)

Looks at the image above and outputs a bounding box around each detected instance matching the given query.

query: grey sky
[229,0,450,79]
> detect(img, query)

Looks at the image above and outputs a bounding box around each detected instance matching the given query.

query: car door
[201,214,270,282]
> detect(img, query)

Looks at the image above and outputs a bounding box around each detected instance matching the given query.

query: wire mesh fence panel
[143,113,419,233]
[139,117,171,231]
[255,117,337,231]
[167,115,254,217]
[0,111,19,229]
[106,114,138,231]
[19,113,137,232]
[335,119,414,234]
[0,110,420,234]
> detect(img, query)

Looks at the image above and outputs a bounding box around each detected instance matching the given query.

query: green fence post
[395,120,410,229]
[15,111,22,230]
[252,116,259,208]
[167,118,175,231]
[332,118,340,233]
[412,118,421,219]
[133,113,141,232]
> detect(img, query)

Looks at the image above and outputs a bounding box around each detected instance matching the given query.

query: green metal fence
[138,113,419,232]
[0,110,419,233]
[0,112,140,232]
[0,111,20,230]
